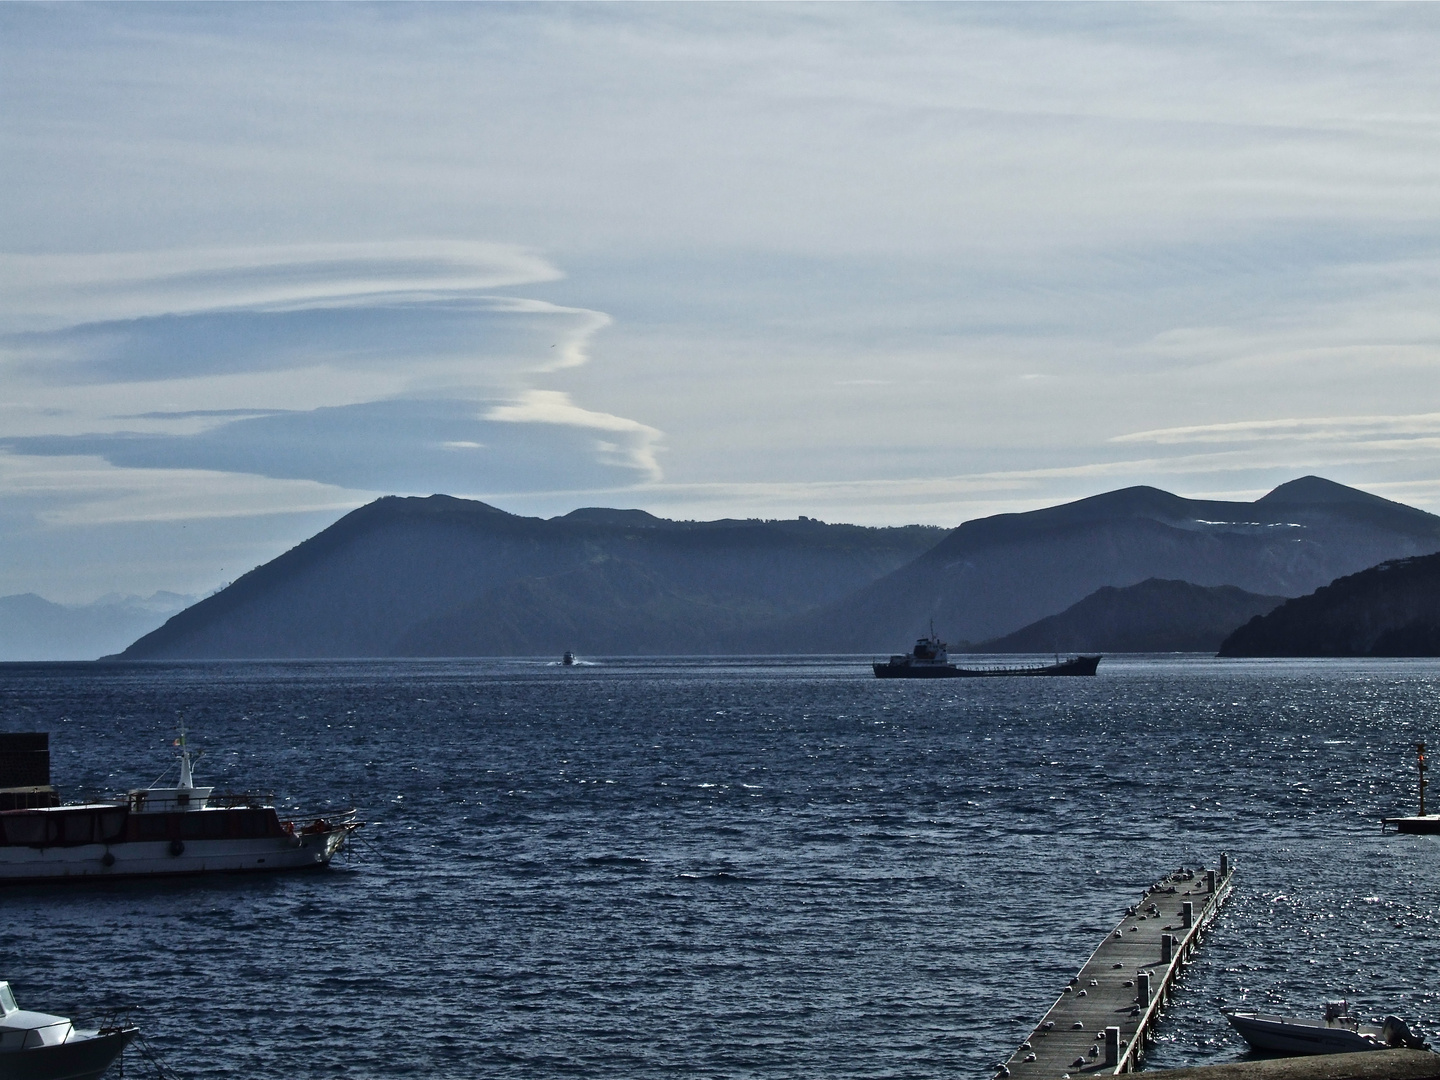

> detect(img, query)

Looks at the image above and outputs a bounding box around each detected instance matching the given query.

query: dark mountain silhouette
[973,578,1285,654]
[113,497,943,659]
[1218,551,1440,657]
[769,476,1440,651]
[109,476,1440,660]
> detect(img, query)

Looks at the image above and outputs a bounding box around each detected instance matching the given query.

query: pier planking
[1000,856,1235,1079]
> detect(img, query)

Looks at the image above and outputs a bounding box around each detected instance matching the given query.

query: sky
[4,3,1440,603]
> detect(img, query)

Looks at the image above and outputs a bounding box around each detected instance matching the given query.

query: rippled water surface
[2,656,1438,1079]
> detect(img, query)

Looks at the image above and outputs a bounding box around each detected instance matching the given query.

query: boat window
[1,814,46,845]
[232,810,263,838]
[61,812,95,845]
[97,809,127,842]
[0,983,14,1013]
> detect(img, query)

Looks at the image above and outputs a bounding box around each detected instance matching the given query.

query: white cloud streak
[486,390,663,480]
[0,241,562,331]
[0,451,370,526]
[1115,413,1440,445]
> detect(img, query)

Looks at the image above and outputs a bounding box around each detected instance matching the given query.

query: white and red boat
[0,733,359,883]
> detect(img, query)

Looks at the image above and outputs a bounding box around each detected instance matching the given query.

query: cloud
[4,398,660,494]
[5,297,600,386]
[0,241,664,506]
[1114,413,1440,446]
[0,241,561,331]
[0,450,366,526]
[486,390,663,479]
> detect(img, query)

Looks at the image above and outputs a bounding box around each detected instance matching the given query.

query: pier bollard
[1220,852,1230,879]
[1161,934,1173,964]
[1136,971,1151,1006]
[1182,901,1193,928]
[1105,1027,1120,1066]
[1206,869,1217,893]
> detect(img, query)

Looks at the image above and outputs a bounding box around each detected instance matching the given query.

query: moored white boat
[0,980,137,1080]
[1223,1001,1427,1055]
[0,733,360,883]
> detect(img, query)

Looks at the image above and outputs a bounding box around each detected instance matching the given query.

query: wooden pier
[999,855,1236,1079]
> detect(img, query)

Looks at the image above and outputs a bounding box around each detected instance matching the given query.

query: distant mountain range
[0,592,193,661]
[972,578,1285,654]
[101,475,1440,660]
[1219,551,1440,657]
[773,476,1440,651]
[115,499,943,659]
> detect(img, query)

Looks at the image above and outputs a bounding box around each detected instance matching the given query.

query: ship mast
[177,723,194,790]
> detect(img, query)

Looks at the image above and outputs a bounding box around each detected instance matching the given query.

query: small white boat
[1223,1000,1427,1055]
[0,732,360,883]
[0,980,137,1080]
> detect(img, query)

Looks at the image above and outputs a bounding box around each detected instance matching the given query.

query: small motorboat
[0,980,137,1080]
[1223,1000,1428,1055]
[562,650,575,667]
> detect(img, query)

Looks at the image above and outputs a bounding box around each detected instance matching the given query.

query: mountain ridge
[114,497,944,659]
[764,476,1440,651]
[105,476,1440,660]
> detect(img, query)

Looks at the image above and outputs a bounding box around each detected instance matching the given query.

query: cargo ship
[872,630,1100,678]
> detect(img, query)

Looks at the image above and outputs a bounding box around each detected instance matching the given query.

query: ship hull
[0,1027,136,1080]
[872,663,959,678]
[873,656,1101,678]
[0,829,350,883]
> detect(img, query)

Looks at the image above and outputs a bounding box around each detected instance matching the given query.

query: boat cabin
[0,982,75,1051]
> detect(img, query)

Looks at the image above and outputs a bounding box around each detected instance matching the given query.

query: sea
[1,655,1438,1080]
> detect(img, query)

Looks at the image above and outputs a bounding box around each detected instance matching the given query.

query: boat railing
[126,789,272,812]
[205,791,273,809]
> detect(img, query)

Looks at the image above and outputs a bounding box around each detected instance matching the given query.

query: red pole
[1418,743,1428,817]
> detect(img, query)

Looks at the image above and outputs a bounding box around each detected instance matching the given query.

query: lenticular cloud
[0,241,664,505]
